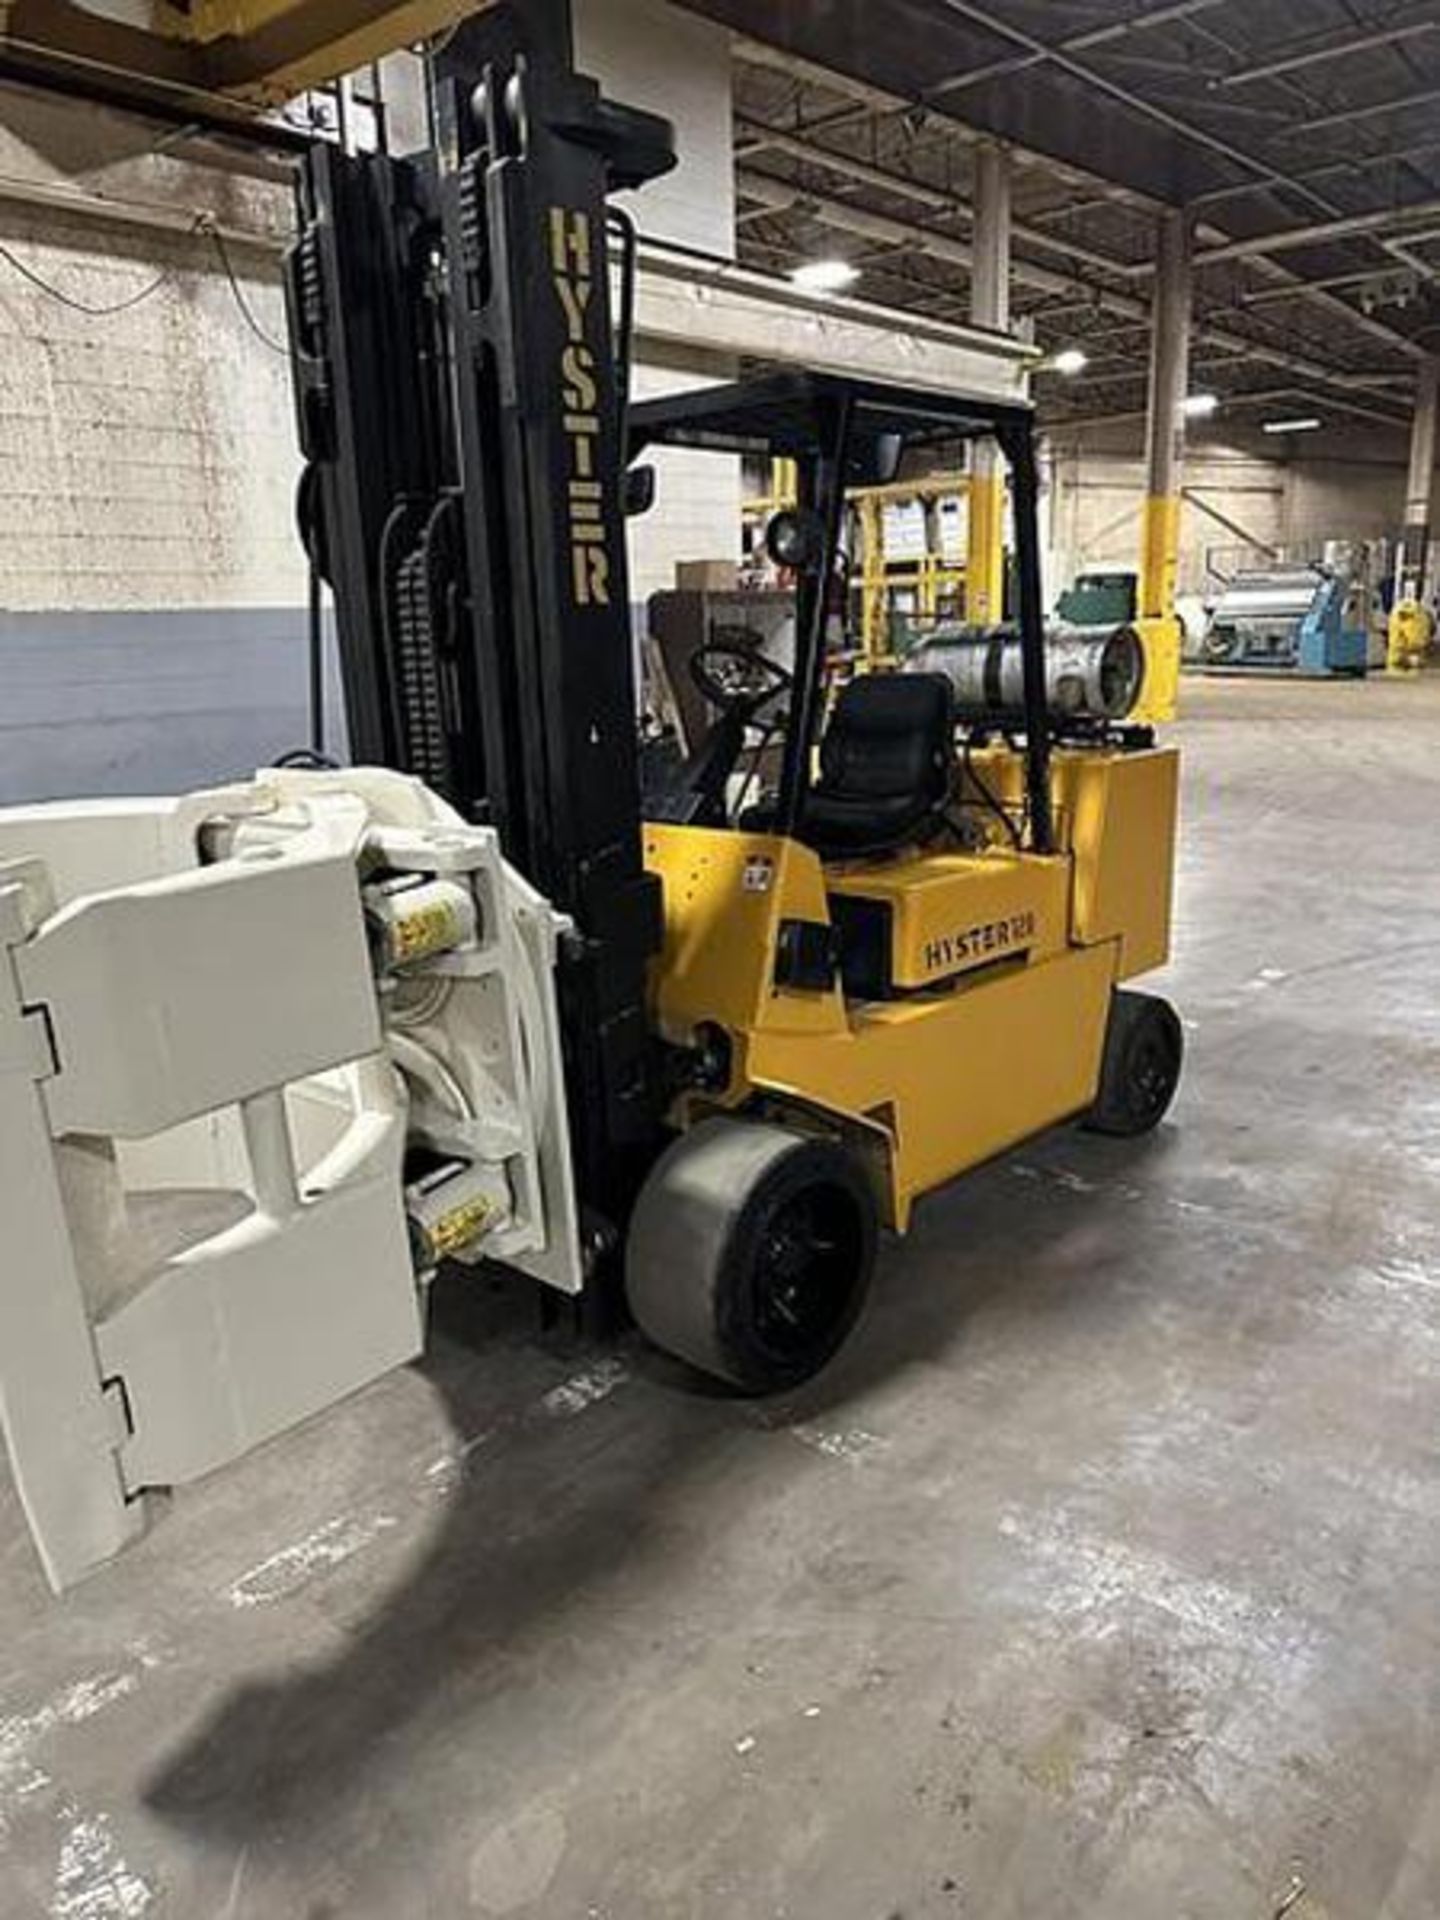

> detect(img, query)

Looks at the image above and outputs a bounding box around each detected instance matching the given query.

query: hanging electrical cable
[0,216,289,352]
[0,239,170,314]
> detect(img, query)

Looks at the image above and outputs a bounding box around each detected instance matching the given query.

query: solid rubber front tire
[625,1117,878,1393]
[1083,989,1184,1137]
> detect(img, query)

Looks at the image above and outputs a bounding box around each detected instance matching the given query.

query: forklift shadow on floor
[139,1267,731,1847]
[140,1114,1183,1855]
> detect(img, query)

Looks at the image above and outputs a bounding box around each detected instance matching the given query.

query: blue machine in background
[1197,564,1372,677]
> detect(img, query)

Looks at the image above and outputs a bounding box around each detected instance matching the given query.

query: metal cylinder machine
[907,622,1147,725]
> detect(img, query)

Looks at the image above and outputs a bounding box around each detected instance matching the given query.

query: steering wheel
[689,637,794,718]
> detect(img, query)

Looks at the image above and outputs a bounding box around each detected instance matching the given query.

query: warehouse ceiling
[6,1,1440,437]
[679,0,1440,435]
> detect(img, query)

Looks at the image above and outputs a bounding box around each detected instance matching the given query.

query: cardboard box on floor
[675,559,739,593]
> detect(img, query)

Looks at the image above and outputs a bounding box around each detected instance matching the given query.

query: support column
[966,142,1010,625]
[1135,207,1192,723]
[1389,354,1438,671]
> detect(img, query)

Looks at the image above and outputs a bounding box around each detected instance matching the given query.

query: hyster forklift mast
[286,0,672,1229]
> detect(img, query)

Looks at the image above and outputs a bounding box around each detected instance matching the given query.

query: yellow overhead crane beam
[2,0,472,111]
[170,0,470,95]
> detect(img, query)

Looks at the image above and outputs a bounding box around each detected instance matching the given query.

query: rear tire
[1083,989,1183,1137]
[625,1117,877,1393]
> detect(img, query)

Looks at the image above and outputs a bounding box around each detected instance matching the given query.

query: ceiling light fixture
[787,258,860,294]
[1183,392,1220,418]
[1050,347,1089,376]
[1262,416,1322,434]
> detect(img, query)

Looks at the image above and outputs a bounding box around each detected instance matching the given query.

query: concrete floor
[4,674,1440,1919]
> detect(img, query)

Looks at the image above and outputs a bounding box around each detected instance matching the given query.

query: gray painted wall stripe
[0,607,349,804]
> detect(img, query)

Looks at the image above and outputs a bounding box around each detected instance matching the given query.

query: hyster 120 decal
[921,909,1037,977]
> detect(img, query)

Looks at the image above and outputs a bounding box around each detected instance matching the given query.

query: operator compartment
[647,742,1177,1030]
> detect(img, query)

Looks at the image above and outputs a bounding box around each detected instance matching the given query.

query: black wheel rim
[748,1182,866,1368]
[1129,1023,1178,1123]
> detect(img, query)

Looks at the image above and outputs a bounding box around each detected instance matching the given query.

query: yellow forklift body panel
[644,745,1177,1228]
[1060,749,1178,976]
[643,828,845,1043]
[747,942,1116,1226]
[966,746,1179,977]
[827,849,1070,989]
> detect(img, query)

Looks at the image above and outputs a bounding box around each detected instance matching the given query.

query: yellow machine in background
[1387,598,1435,674]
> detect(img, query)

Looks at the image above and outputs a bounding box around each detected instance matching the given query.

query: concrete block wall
[0,205,300,614]
[0,0,741,805]
[0,86,311,801]
[575,0,735,255]
[1048,425,1413,605]
[628,348,743,607]
[1283,454,1412,554]
[1050,445,1284,598]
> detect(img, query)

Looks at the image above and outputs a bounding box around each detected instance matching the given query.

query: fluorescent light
[1183,392,1220,418]
[788,258,859,294]
[1050,347,1089,376]
[1262,416,1322,434]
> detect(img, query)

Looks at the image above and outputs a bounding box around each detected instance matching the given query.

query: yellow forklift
[627,375,1180,1388]
[0,9,1183,1570]
[0,0,1187,1594]
[277,2,1180,1396]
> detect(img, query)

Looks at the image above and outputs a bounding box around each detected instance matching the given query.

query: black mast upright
[285,0,676,1232]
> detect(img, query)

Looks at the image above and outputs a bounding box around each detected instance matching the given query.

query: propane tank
[906,622,1145,724]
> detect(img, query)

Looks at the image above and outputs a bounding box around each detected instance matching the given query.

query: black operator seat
[744,672,957,859]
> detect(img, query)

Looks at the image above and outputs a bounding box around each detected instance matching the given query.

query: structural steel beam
[734,118,1138,279]
[1403,357,1439,532]
[1396,356,1440,610]
[1286,83,1440,141]
[1047,384,1409,433]
[1192,138,1440,210]
[927,0,1338,208]
[1211,17,1438,90]
[734,30,1429,367]
[929,0,1440,344]
[1192,195,1440,268]
[635,240,1035,400]
[736,171,1413,395]
[1144,212,1193,509]
[1135,207,1191,717]
[924,0,1226,102]
[732,36,1158,210]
